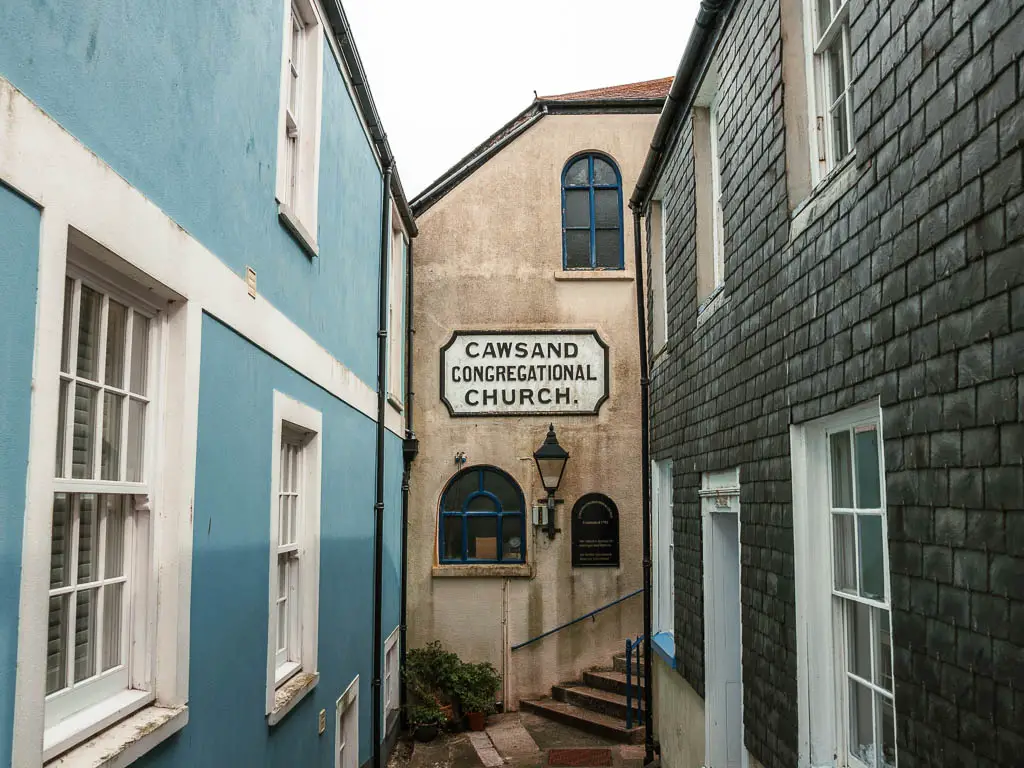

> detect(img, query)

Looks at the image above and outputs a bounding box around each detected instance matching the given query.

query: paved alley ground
[397,713,647,768]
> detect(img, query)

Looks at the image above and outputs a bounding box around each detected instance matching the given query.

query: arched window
[562,153,624,270]
[439,466,526,564]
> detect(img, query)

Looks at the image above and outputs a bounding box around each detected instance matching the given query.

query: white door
[702,470,746,768]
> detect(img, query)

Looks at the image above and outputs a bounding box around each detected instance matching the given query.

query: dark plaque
[571,494,620,568]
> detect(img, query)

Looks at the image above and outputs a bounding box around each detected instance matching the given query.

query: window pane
[78,494,99,583]
[101,392,124,481]
[277,599,287,653]
[879,695,896,768]
[46,594,69,695]
[467,516,498,560]
[816,0,832,37]
[829,431,853,507]
[564,158,588,186]
[76,285,102,381]
[104,495,125,579]
[129,313,149,396]
[849,680,876,768]
[105,300,128,388]
[501,515,523,561]
[565,189,590,228]
[858,514,885,600]
[61,278,74,374]
[443,471,478,512]
[565,231,591,269]
[126,398,146,482]
[74,588,98,682]
[56,380,68,477]
[593,158,617,186]
[827,38,846,102]
[833,513,856,592]
[442,516,463,561]
[876,610,893,691]
[846,600,872,680]
[854,426,881,508]
[101,582,123,672]
[832,99,850,160]
[594,189,619,228]
[484,470,522,512]
[72,384,98,479]
[467,494,498,512]
[595,230,621,269]
[51,494,72,589]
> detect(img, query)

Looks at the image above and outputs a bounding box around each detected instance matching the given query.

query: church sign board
[440,330,609,417]
[571,494,620,568]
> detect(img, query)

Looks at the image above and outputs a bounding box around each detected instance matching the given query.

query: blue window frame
[561,153,624,270]
[439,466,526,564]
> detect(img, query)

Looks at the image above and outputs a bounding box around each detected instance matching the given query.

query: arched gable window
[561,153,624,270]
[439,466,526,564]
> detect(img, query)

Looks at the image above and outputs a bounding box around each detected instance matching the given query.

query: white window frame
[274,0,325,251]
[803,0,854,184]
[651,459,674,637]
[265,391,322,716]
[708,101,725,291]
[649,198,669,358]
[792,400,896,768]
[336,676,359,768]
[387,203,407,408]
[383,627,400,721]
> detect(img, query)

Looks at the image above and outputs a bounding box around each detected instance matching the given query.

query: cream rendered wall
[409,112,658,707]
[652,656,706,768]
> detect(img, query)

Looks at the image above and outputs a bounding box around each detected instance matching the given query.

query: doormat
[547,748,614,767]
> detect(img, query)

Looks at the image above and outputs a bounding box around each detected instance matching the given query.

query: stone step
[553,684,646,721]
[613,655,646,675]
[583,669,646,697]
[520,697,644,744]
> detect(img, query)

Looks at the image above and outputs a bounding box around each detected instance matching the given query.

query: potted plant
[405,642,463,729]
[409,704,446,742]
[453,661,501,732]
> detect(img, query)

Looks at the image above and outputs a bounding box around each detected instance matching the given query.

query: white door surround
[701,468,747,768]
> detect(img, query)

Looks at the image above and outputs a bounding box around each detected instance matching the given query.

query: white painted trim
[46,705,188,768]
[383,626,399,718]
[268,671,320,727]
[0,78,401,438]
[336,676,359,768]
[266,391,322,716]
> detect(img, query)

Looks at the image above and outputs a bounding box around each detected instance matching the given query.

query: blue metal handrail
[510,588,643,652]
[625,634,644,728]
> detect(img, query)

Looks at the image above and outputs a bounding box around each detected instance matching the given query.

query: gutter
[630,0,730,211]
[320,0,418,237]
[399,238,418,729]
[371,166,393,768]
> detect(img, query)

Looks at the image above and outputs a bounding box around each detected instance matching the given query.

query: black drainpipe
[372,165,393,768]
[399,238,418,729]
[631,207,655,766]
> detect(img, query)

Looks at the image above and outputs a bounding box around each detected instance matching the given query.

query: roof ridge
[539,76,674,102]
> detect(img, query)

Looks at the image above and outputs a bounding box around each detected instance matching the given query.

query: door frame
[700,469,748,768]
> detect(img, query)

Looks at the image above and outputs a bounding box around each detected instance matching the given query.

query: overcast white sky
[343,0,702,197]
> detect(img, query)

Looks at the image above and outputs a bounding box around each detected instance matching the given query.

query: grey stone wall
[648,0,1023,766]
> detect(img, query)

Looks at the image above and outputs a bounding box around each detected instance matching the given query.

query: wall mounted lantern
[533,423,569,539]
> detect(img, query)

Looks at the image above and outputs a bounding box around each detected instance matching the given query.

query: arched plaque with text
[571,494,620,568]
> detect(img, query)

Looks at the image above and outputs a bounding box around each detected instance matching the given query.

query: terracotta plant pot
[466,712,486,731]
[414,724,439,742]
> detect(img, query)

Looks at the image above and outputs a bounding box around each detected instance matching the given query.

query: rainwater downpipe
[631,206,655,767]
[371,165,393,768]
[399,238,417,729]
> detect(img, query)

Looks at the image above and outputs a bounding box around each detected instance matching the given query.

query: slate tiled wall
[648,0,1023,766]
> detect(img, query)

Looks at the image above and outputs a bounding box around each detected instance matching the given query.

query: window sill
[651,631,676,670]
[432,563,533,578]
[268,671,319,727]
[790,153,858,241]
[696,286,726,328]
[387,394,404,413]
[45,703,188,768]
[553,270,633,281]
[278,203,319,259]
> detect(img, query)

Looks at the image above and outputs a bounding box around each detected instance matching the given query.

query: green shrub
[408,704,446,726]
[451,661,502,715]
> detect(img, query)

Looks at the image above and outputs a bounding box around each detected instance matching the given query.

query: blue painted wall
[0,3,383,384]
[0,185,40,768]
[140,315,403,767]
